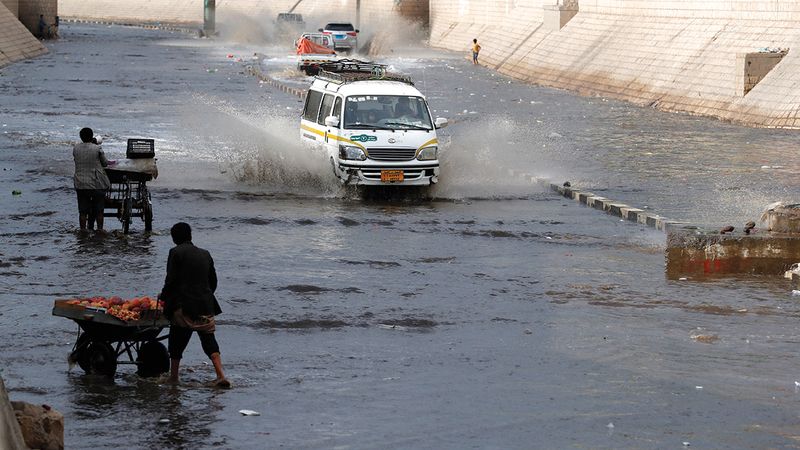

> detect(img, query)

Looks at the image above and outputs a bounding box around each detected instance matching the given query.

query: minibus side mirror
[325,116,340,127]
[434,117,448,129]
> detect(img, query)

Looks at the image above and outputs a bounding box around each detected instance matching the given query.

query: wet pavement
[2,23,800,449]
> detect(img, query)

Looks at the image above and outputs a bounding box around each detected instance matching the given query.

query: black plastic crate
[126,138,155,159]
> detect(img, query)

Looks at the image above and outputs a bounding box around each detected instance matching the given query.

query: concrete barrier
[666,229,800,279]
[245,64,306,99]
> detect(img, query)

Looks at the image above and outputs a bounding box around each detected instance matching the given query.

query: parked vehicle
[298,32,334,50]
[300,61,448,186]
[276,13,306,36]
[296,33,337,75]
[318,22,359,52]
[277,13,305,28]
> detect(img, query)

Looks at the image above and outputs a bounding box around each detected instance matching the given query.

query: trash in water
[690,334,719,344]
[12,190,21,195]
[607,422,614,429]
[695,386,703,390]
[524,329,532,334]
[239,410,261,416]
[678,277,688,281]
[158,418,170,424]
[683,442,690,447]
[378,324,408,331]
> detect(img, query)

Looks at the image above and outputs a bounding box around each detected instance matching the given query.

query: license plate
[380,170,404,182]
[335,34,345,39]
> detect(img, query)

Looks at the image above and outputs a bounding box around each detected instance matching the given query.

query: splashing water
[177,93,340,196]
[432,115,578,199]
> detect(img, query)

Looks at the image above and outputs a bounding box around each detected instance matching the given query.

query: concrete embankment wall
[430,0,800,128]
[0,0,47,68]
[59,0,428,26]
[0,377,27,450]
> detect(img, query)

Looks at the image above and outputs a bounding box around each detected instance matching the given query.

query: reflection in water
[68,375,225,448]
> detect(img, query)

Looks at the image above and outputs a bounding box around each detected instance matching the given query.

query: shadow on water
[70,230,157,257]
[353,185,433,203]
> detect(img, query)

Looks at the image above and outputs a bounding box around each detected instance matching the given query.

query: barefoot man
[159,222,230,387]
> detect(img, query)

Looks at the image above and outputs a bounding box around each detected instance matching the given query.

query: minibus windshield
[344,95,433,130]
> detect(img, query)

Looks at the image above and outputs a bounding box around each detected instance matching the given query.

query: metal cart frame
[53,300,170,378]
[103,139,156,234]
[104,169,153,234]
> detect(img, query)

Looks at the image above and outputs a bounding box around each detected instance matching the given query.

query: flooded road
[2,24,800,449]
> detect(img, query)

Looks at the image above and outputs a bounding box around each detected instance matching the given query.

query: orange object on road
[296,37,335,55]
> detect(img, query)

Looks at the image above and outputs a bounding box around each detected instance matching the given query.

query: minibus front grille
[366,148,417,161]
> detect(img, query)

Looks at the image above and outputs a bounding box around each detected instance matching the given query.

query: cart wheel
[143,201,153,232]
[136,341,169,378]
[70,333,92,370]
[121,197,132,234]
[79,341,117,377]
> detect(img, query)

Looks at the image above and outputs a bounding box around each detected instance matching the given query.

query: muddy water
[2,24,800,449]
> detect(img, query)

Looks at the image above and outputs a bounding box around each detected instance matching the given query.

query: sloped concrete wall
[430,0,800,128]
[0,0,47,68]
[0,377,27,450]
[1,0,19,18]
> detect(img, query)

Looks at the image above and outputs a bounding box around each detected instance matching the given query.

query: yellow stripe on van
[417,138,438,151]
[300,124,366,150]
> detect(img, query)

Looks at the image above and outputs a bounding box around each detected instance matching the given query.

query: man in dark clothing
[159,222,229,387]
[38,15,47,38]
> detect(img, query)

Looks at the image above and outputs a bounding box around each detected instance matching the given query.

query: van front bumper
[337,162,439,186]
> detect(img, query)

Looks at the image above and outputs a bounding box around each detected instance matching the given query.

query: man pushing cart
[71,129,158,234]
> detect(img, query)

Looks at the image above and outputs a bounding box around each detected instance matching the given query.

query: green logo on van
[350,134,378,142]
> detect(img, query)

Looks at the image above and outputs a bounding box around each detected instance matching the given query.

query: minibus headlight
[339,144,366,161]
[417,145,438,161]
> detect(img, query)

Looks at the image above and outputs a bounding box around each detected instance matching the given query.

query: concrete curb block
[550,180,686,232]
[62,18,197,34]
[245,65,306,100]
[503,167,687,233]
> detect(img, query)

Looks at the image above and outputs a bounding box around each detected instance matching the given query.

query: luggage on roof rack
[316,59,413,85]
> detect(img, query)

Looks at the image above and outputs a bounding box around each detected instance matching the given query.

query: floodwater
[2,24,800,449]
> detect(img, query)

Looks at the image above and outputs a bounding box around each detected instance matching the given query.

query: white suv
[318,23,359,52]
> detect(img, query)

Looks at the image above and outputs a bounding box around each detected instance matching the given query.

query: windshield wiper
[347,123,395,130]
[383,122,431,131]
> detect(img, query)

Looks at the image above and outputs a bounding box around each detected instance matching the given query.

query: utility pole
[356,0,361,30]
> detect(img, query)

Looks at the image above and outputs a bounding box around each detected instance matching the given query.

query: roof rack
[316,59,414,85]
